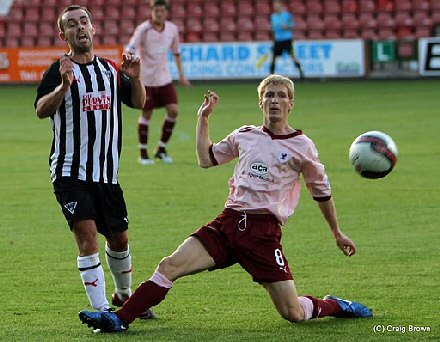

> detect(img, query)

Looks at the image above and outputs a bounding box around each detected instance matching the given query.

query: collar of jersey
[262,126,303,140]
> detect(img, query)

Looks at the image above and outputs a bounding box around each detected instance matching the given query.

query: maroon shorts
[144,83,178,110]
[191,208,293,283]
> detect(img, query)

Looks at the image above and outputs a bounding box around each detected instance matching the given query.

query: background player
[79,75,372,332]
[270,0,304,79]
[34,5,154,318]
[126,0,190,165]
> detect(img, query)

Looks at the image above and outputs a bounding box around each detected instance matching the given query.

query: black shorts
[273,39,294,56]
[53,177,129,237]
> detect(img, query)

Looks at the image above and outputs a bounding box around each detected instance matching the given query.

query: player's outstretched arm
[317,198,356,257]
[36,55,73,119]
[196,91,219,168]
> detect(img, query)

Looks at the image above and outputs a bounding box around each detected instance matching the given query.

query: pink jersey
[125,20,180,87]
[209,125,331,225]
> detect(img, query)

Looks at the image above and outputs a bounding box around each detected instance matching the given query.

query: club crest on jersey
[250,162,269,175]
[278,150,291,163]
[82,91,111,111]
[104,70,112,80]
[64,202,77,214]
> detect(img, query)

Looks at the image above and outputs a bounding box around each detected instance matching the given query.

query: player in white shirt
[126,0,190,165]
[79,75,373,332]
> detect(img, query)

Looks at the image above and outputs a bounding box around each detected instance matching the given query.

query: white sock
[77,253,110,311]
[105,243,132,298]
[299,296,314,320]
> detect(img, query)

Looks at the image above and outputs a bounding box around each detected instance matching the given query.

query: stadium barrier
[0,38,438,83]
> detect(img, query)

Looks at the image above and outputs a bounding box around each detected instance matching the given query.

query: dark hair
[150,0,169,9]
[57,5,92,32]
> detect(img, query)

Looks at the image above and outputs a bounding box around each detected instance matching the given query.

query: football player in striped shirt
[35,5,154,319]
[79,75,372,332]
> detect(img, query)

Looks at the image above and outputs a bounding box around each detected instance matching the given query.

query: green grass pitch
[0,79,439,341]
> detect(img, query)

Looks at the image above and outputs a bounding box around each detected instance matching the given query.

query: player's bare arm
[174,53,190,87]
[196,91,219,168]
[36,55,73,119]
[121,53,146,109]
[317,198,356,257]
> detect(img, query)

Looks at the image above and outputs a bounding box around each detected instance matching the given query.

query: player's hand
[335,232,356,257]
[59,54,74,88]
[198,90,219,118]
[121,53,141,79]
[179,77,190,87]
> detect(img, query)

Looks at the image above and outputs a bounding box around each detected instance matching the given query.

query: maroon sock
[138,122,149,159]
[159,118,176,144]
[305,296,342,318]
[116,280,170,324]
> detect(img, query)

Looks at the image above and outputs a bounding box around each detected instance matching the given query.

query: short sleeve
[210,128,240,165]
[171,25,181,54]
[34,61,61,109]
[120,72,134,108]
[301,140,332,201]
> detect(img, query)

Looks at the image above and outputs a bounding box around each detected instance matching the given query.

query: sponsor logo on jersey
[250,162,269,175]
[82,91,111,111]
[278,150,290,163]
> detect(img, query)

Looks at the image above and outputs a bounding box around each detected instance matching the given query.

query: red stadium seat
[203,3,220,17]
[293,30,306,40]
[289,1,306,16]
[394,0,412,12]
[219,31,236,42]
[6,23,22,38]
[341,0,358,14]
[394,11,414,27]
[219,17,236,32]
[359,0,376,13]
[305,0,323,14]
[237,31,254,42]
[37,36,53,47]
[323,1,341,15]
[412,1,430,11]
[360,28,377,40]
[341,13,360,30]
[202,32,219,42]
[238,1,255,16]
[203,18,220,33]
[121,7,136,20]
[342,29,359,38]
[10,7,24,21]
[376,12,395,28]
[39,22,57,37]
[119,20,135,36]
[359,12,377,29]
[255,16,272,32]
[0,22,5,38]
[255,31,272,41]
[187,3,203,17]
[396,26,414,39]
[24,8,39,22]
[102,35,118,45]
[377,0,394,12]
[237,17,255,32]
[89,6,105,21]
[255,2,271,16]
[220,1,236,17]
[306,14,324,31]
[170,3,185,18]
[308,30,324,40]
[21,37,36,47]
[323,14,342,31]
[293,16,306,31]
[186,17,202,33]
[103,21,119,35]
[377,28,396,40]
[186,32,202,43]
[414,25,433,38]
[105,6,119,20]
[5,37,20,48]
[324,30,341,39]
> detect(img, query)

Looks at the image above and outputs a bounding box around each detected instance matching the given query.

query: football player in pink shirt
[79,75,373,332]
[126,0,190,165]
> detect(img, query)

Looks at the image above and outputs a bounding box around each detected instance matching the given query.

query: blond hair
[257,74,295,101]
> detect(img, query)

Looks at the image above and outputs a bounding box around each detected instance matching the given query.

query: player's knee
[167,109,178,118]
[280,308,305,324]
[157,255,181,280]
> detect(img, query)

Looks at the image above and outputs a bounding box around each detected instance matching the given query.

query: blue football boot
[79,310,128,333]
[324,295,373,318]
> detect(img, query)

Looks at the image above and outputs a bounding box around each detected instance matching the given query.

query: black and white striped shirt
[35,56,134,184]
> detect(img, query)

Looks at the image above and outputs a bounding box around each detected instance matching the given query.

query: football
[349,131,398,179]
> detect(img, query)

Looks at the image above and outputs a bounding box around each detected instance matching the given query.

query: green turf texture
[1,80,439,341]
